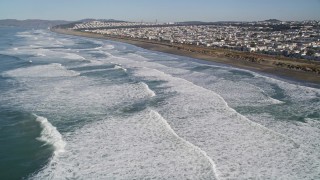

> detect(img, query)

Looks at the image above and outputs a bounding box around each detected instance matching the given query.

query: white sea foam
[34,114,66,155]
[4,30,319,179]
[32,109,218,179]
[205,79,284,107]
[151,110,220,179]
[146,61,285,107]
[132,67,317,179]
[3,44,84,61]
[102,44,114,50]
[63,53,85,60]
[1,70,157,118]
[125,53,150,61]
[15,33,33,38]
[36,53,46,57]
[103,50,286,108]
[2,63,80,78]
[87,59,104,65]
[266,75,320,100]
[114,65,127,72]
[140,82,156,97]
[75,41,319,178]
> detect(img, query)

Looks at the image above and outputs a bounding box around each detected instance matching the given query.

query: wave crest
[35,114,66,155]
[2,63,80,78]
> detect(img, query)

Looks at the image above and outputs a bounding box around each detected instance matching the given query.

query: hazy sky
[1,0,319,22]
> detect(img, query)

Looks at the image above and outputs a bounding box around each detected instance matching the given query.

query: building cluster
[72,21,157,30]
[72,20,320,60]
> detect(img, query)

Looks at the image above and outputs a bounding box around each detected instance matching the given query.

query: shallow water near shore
[0,27,319,179]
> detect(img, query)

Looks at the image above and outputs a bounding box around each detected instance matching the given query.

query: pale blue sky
[0,0,319,22]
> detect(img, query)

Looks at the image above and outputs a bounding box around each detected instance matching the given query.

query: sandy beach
[52,28,320,84]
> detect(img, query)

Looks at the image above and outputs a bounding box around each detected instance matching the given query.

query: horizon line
[1,18,320,23]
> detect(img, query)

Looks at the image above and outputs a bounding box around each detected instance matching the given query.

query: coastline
[51,28,320,85]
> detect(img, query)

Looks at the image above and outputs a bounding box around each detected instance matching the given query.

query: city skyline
[1,0,320,22]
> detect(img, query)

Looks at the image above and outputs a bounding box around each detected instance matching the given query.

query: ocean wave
[126,53,150,61]
[113,64,127,72]
[63,53,86,60]
[134,67,295,143]
[140,82,156,97]
[150,110,220,179]
[32,109,218,179]
[147,62,285,107]
[2,63,80,78]
[34,114,66,155]
[7,30,318,179]
[93,46,103,50]
[132,67,309,178]
[208,79,285,107]
[102,44,114,50]
[36,53,46,57]
[0,53,23,61]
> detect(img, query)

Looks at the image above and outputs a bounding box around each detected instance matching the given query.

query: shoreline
[51,28,320,85]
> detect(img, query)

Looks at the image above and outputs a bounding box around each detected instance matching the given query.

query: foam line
[150,110,220,179]
[183,71,298,146]
[31,109,220,179]
[213,92,300,148]
[135,67,299,147]
[247,83,284,104]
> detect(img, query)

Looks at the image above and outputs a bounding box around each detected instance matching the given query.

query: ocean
[0,27,319,179]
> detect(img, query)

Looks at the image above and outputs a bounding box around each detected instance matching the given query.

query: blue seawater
[0,27,319,179]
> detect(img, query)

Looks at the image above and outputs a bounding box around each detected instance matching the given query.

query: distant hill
[77,18,125,23]
[0,19,72,28]
[177,21,209,25]
[264,19,281,22]
[54,19,126,29]
[177,21,244,26]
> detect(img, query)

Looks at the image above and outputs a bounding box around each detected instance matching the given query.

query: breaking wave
[2,63,80,78]
[34,114,66,155]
